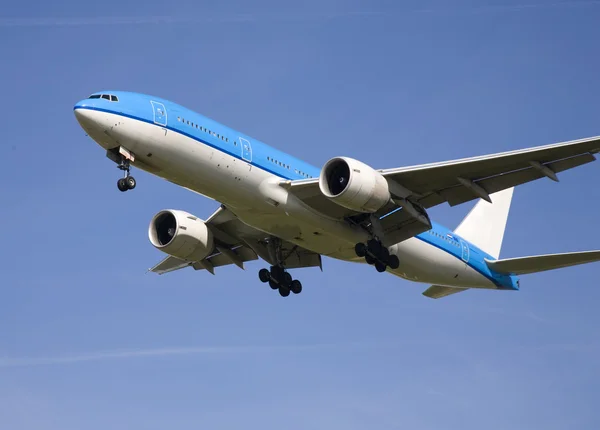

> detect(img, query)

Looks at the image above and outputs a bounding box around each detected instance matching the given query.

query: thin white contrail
[0,342,383,368]
[1,2,599,28]
[414,0,600,14]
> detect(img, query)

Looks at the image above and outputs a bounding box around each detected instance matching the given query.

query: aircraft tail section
[485,251,600,275]
[453,187,514,259]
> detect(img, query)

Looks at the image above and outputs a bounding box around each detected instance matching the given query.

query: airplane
[73,91,600,299]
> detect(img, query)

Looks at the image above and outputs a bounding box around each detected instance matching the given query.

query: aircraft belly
[389,238,494,288]
[232,210,362,257]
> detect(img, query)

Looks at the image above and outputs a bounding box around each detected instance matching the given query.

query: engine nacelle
[319,157,391,213]
[148,210,214,261]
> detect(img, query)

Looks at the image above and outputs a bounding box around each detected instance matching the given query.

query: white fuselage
[76,108,498,290]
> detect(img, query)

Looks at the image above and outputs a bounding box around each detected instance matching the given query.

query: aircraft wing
[379,135,600,209]
[282,135,600,215]
[149,206,322,275]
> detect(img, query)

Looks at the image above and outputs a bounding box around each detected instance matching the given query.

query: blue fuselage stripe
[74,106,292,180]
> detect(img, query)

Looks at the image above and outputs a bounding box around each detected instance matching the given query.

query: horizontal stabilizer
[485,250,600,275]
[422,285,469,299]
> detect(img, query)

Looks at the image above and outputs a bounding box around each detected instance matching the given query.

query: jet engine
[148,210,214,261]
[319,157,391,213]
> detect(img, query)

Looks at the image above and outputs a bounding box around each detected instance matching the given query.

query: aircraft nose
[73,98,107,141]
[74,104,89,125]
[73,99,97,128]
[73,97,120,150]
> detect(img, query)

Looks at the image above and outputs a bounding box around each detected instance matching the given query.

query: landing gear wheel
[117,178,128,192]
[269,279,278,290]
[279,287,290,297]
[388,255,400,270]
[259,268,271,283]
[367,239,382,256]
[283,272,292,287]
[365,254,375,265]
[290,280,302,294]
[380,246,390,261]
[375,262,387,273]
[355,243,367,258]
[270,265,284,281]
[126,176,136,190]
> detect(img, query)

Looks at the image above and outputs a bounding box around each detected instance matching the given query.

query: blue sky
[2,0,600,428]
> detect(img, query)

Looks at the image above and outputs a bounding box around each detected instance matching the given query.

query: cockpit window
[88,94,119,102]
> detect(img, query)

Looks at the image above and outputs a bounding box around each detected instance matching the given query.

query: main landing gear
[257,238,303,298]
[258,266,302,297]
[355,239,399,273]
[116,157,136,192]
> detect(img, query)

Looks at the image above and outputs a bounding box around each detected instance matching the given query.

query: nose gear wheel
[116,156,136,192]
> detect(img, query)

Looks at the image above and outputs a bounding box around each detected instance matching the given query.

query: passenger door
[240,137,252,162]
[150,101,167,127]
[459,239,470,263]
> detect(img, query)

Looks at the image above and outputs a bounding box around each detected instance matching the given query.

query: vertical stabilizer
[453,187,514,259]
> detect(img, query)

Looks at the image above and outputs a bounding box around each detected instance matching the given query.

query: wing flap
[282,246,322,270]
[150,256,192,275]
[422,285,469,299]
[202,246,258,269]
[437,153,596,207]
[486,250,600,275]
[379,206,432,246]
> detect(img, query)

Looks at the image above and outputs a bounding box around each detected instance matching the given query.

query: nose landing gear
[116,157,136,192]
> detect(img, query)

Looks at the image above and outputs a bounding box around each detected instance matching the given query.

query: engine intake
[148,210,214,261]
[319,157,391,213]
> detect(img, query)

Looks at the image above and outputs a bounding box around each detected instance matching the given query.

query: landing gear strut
[355,239,399,272]
[257,238,303,297]
[258,266,303,297]
[116,157,136,192]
